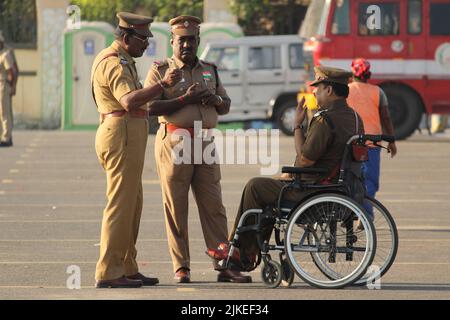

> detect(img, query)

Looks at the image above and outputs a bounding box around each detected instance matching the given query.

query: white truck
[200,35,311,135]
[148,35,310,135]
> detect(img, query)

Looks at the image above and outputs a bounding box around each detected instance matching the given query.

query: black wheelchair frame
[220,134,396,289]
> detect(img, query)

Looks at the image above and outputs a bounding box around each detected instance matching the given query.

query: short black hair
[323,81,349,98]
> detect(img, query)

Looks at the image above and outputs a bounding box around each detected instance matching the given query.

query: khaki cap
[117,12,153,37]
[310,66,353,86]
[169,15,201,36]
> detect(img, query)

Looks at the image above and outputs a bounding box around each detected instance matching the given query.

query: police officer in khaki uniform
[92,12,181,288]
[145,15,250,283]
[0,30,18,147]
[208,66,365,278]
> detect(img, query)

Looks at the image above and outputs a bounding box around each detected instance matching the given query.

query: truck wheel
[274,98,297,136]
[148,116,159,134]
[381,84,423,140]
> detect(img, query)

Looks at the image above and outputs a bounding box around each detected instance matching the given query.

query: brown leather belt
[166,123,195,137]
[164,123,214,138]
[101,109,148,122]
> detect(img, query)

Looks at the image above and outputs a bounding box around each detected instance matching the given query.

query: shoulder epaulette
[313,109,328,118]
[313,109,336,132]
[200,60,217,68]
[97,52,119,66]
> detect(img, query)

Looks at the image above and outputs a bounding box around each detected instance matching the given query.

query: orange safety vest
[347,81,382,136]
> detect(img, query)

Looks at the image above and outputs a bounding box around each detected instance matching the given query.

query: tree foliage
[229,0,308,35]
[71,0,203,25]
[71,0,308,35]
[0,0,37,47]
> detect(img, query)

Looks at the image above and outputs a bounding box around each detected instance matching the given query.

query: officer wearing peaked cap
[219,66,365,276]
[117,12,154,37]
[309,65,354,86]
[91,12,182,288]
[144,15,251,284]
[291,65,363,177]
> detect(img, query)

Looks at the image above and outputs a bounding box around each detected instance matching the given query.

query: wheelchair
[218,134,398,289]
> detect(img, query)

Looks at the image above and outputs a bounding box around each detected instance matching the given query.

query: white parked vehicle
[200,35,311,135]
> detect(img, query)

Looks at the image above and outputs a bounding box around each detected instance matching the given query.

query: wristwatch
[294,124,304,131]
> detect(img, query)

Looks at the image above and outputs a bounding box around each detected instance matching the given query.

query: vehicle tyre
[274,98,297,136]
[381,84,423,140]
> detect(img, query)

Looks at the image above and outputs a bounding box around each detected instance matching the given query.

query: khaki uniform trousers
[0,81,12,143]
[230,177,314,255]
[94,115,148,281]
[155,127,228,272]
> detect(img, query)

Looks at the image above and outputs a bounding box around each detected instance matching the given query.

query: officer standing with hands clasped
[145,15,250,283]
[91,12,181,288]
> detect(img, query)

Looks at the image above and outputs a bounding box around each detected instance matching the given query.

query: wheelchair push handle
[346,134,395,145]
[363,134,395,143]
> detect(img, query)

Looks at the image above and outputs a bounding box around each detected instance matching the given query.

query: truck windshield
[204,47,240,71]
[299,0,330,40]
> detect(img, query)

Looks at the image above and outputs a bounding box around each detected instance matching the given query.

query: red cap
[351,58,371,78]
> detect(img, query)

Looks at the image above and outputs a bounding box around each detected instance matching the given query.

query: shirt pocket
[204,78,217,94]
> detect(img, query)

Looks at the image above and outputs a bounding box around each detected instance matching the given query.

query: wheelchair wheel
[353,197,398,286]
[261,260,283,288]
[284,194,376,289]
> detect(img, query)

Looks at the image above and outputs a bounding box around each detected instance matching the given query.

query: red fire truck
[300,0,450,139]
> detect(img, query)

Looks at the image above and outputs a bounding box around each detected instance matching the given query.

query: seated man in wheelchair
[207,66,365,280]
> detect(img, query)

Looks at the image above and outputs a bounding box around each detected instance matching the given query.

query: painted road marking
[177,288,197,292]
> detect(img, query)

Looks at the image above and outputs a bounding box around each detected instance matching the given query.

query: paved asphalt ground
[0,130,450,300]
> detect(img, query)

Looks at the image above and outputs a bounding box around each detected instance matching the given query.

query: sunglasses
[131,34,149,44]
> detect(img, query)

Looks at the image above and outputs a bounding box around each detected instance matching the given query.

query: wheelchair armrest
[281,166,329,175]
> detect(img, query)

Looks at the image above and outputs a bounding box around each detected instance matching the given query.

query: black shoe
[0,140,12,147]
[95,276,143,288]
[127,272,159,286]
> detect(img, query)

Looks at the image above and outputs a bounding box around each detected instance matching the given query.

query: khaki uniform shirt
[0,47,13,82]
[301,98,364,181]
[91,40,145,114]
[144,56,229,128]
